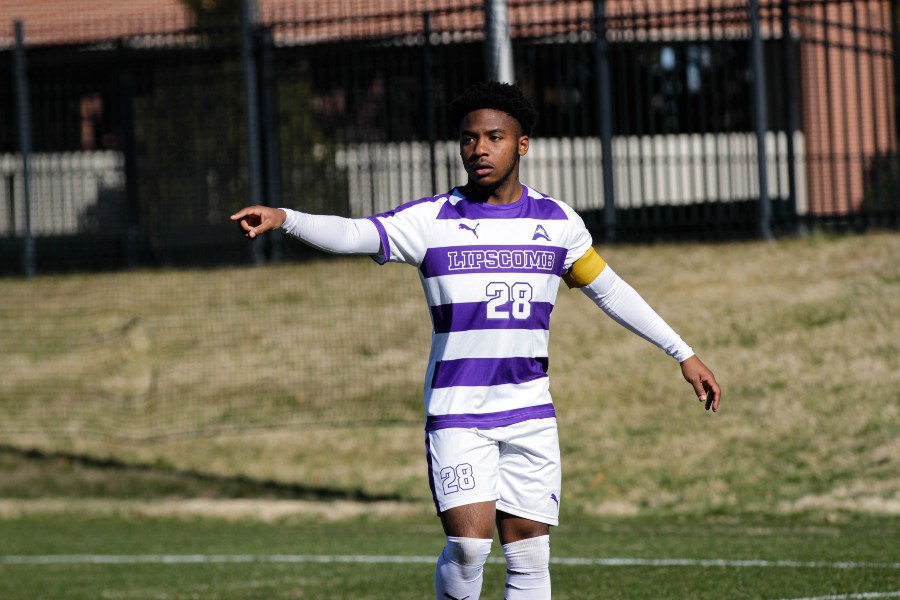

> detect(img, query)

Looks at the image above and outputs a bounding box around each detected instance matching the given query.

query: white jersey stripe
[431,330,549,361]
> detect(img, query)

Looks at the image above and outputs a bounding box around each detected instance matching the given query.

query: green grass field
[1,512,898,599]
[1,232,899,598]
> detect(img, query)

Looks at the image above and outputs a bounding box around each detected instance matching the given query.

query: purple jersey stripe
[431,301,553,333]
[437,188,569,221]
[365,216,390,263]
[431,356,549,389]
[425,403,557,431]
[420,245,567,279]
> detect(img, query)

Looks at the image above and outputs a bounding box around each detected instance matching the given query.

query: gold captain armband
[562,247,607,288]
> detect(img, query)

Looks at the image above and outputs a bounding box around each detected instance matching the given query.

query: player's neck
[462,177,522,205]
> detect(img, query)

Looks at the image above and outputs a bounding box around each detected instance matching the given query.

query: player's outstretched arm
[566,250,722,413]
[231,205,286,240]
[680,355,721,412]
[232,206,382,256]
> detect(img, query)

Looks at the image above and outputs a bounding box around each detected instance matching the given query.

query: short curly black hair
[449,81,539,136]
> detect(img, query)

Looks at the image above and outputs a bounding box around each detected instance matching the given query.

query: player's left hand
[680,355,721,412]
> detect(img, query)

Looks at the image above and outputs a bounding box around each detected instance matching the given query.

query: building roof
[2,0,190,46]
[2,1,794,49]
[1,1,600,48]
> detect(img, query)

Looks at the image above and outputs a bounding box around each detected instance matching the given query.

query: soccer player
[231,81,721,599]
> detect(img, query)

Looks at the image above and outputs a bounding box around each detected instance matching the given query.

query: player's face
[459,109,529,199]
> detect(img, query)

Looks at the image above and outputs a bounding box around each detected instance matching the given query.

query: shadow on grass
[0,443,403,503]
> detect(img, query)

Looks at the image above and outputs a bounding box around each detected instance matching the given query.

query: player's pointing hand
[231,206,287,240]
[680,355,721,413]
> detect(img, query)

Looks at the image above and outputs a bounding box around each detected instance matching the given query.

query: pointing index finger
[230,206,255,220]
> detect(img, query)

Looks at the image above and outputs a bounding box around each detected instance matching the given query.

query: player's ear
[518,135,529,157]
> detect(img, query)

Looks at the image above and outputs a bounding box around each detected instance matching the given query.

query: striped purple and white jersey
[368,184,594,433]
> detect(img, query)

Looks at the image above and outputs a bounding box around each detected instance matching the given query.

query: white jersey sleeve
[280,209,381,255]
[581,265,695,362]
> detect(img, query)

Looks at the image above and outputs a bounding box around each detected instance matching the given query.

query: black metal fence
[2,0,896,276]
[1,1,898,444]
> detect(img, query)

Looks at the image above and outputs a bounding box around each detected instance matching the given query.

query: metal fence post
[117,44,141,268]
[5,175,15,238]
[423,12,438,193]
[750,0,774,240]
[240,0,265,264]
[780,0,802,235]
[593,0,616,242]
[260,26,284,263]
[12,21,35,278]
[892,3,900,149]
[484,0,515,82]
[892,0,900,226]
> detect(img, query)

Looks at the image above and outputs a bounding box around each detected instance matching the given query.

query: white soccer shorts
[425,417,562,526]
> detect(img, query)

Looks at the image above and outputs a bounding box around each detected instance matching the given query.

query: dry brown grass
[550,233,900,514]
[1,232,898,515]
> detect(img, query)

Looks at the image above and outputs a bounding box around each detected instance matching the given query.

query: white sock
[502,535,551,600]
[435,536,493,600]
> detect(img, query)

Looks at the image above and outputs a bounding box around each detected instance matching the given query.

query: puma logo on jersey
[459,223,479,238]
[550,493,559,507]
[532,224,551,241]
